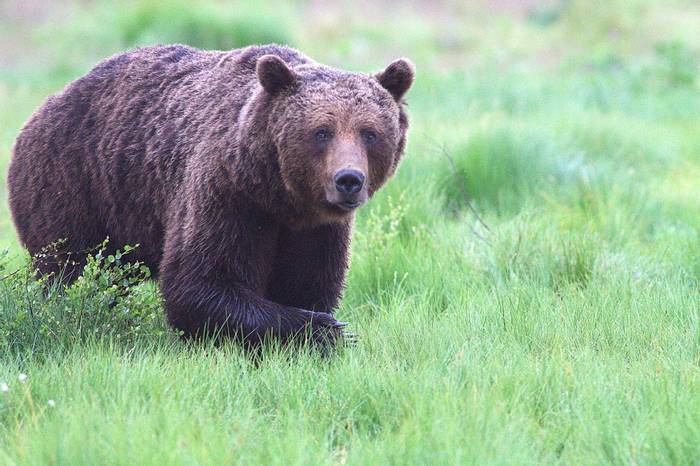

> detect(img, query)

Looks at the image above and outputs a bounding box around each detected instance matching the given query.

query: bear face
[256,55,414,224]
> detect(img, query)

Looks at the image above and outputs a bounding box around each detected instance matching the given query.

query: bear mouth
[331,200,362,212]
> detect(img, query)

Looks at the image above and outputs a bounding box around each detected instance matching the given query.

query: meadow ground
[0,0,699,464]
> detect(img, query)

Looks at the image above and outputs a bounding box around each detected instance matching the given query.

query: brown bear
[7,44,413,347]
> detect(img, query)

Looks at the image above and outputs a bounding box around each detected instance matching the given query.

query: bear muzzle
[327,168,367,211]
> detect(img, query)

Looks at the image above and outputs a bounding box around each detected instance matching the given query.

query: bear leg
[266,222,351,313]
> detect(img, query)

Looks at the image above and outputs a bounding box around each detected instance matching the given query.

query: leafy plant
[0,241,170,357]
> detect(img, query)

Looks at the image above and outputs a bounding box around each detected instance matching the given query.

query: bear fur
[7,44,413,347]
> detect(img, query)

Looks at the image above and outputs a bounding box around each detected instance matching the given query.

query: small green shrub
[0,241,169,357]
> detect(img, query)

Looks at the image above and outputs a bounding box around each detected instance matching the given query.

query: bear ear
[256,55,297,95]
[375,58,415,101]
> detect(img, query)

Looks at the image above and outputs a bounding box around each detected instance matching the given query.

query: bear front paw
[299,311,355,352]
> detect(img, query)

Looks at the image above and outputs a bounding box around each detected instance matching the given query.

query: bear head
[254,54,414,225]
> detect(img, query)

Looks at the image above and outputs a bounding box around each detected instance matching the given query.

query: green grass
[1,0,699,464]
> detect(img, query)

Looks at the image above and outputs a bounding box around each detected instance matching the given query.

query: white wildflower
[18,374,28,383]
[47,400,56,408]
[0,383,8,393]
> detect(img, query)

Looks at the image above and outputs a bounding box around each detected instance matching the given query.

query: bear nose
[334,169,365,195]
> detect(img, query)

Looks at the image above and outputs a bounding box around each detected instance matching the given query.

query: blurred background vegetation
[2,0,700,79]
[3,0,698,275]
[1,0,699,245]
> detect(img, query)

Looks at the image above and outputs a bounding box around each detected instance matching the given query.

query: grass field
[1,0,699,464]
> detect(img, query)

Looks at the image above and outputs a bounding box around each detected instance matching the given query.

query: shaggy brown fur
[8,44,413,347]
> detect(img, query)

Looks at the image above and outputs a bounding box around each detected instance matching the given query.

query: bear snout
[325,168,367,211]
[334,169,365,195]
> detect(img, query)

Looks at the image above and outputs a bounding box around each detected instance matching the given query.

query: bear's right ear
[256,55,297,95]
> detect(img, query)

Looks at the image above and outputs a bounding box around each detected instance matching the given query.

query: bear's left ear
[257,55,298,95]
[375,58,415,101]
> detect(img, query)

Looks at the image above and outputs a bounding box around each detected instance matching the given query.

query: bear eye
[314,128,332,143]
[361,129,378,145]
